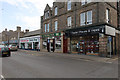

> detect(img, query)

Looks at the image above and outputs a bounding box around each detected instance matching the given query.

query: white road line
[1,75,5,80]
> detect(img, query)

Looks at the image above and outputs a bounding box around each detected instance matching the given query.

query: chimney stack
[17,26,21,32]
[25,29,29,33]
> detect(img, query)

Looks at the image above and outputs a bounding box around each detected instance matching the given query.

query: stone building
[41,1,120,57]
[2,26,25,46]
[19,29,41,51]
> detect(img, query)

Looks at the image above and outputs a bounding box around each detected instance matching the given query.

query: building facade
[2,26,24,46]
[41,1,120,57]
[19,29,41,51]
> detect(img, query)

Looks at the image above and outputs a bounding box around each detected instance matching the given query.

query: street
[1,50,118,79]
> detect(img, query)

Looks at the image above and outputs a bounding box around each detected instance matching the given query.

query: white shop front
[19,36,40,51]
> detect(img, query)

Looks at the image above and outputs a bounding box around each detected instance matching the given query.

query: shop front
[66,25,117,57]
[2,40,18,46]
[41,32,65,53]
[19,36,40,51]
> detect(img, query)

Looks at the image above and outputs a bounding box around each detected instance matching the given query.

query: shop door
[63,35,68,53]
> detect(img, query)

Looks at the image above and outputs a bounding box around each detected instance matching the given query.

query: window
[67,0,71,11]
[55,21,58,31]
[81,0,85,5]
[45,11,49,19]
[47,23,49,32]
[81,0,91,5]
[45,24,47,32]
[55,7,58,15]
[80,10,92,26]
[87,11,92,25]
[80,13,85,26]
[67,16,72,27]
[106,9,110,23]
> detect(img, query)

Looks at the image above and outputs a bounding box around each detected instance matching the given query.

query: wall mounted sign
[70,26,105,36]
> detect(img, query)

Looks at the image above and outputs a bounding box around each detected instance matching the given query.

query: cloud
[16,15,40,31]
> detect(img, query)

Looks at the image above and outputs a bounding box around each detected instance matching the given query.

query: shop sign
[42,32,61,38]
[70,27,105,36]
[105,25,115,36]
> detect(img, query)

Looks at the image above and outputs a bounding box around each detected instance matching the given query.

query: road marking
[1,75,5,80]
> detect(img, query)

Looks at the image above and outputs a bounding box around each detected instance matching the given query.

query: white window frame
[55,21,58,31]
[45,24,47,32]
[106,9,110,23]
[67,0,71,11]
[47,23,49,32]
[55,7,58,16]
[87,10,92,25]
[67,16,72,27]
[80,13,86,26]
[81,0,86,5]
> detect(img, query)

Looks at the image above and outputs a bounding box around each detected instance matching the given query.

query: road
[1,50,118,79]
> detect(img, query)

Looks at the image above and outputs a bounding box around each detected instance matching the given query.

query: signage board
[105,25,115,36]
[70,26,105,36]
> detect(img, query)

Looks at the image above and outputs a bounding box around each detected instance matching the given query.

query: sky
[0,0,54,33]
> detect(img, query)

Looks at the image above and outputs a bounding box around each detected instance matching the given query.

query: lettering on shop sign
[71,28,104,35]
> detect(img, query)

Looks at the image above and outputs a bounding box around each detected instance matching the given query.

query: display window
[55,37,61,49]
[28,43,32,49]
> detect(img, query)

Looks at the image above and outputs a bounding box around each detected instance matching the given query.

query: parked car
[9,44,18,51]
[0,45,11,57]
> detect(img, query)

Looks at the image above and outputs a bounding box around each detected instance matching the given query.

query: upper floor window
[80,13,85,26]
[67,0,71,11]
[106,9,110,23]
[55,7,58,16]
[47,23,49,32]
[81,0,91,6]
[80,10,92,26]
[45,24,47,32]
[87,11,92,25]
[67,16,72,27]
[55,21,58,31]
[45,11,50,19]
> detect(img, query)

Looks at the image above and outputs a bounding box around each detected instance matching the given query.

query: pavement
[1,49,118,79]
[19,49,118,64]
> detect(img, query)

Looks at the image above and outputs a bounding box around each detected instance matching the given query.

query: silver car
[9,44,18,51]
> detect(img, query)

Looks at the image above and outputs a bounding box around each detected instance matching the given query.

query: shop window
[43,39,47,49]
[55,7,58,16]
[55,21,58,31]
[67,16,72,27]
[28,43,32,49]
[67,0,71,11]
[55,37,61,49]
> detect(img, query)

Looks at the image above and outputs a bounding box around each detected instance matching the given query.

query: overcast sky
[0,0,54,33]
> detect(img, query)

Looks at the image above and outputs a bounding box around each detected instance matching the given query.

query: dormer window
[67,0,71,11]
[55,7,58,16]
[45,11,50,19]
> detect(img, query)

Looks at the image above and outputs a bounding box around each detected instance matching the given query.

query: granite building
[2,26,24,46]
[41,1,120,57]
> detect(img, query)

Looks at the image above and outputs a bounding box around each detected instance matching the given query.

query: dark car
[0,45,11,57]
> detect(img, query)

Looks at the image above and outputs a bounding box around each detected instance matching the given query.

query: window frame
[67,16,72,27]
[55,7,58,16]
[55,21,58,31]
[80,12,86,26]
[45,24,47,32]
[67,0,71,11]
[87,10,92,25]
[106,8,110,23]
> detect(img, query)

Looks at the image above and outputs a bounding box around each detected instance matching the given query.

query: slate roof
[24,29,41,37]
